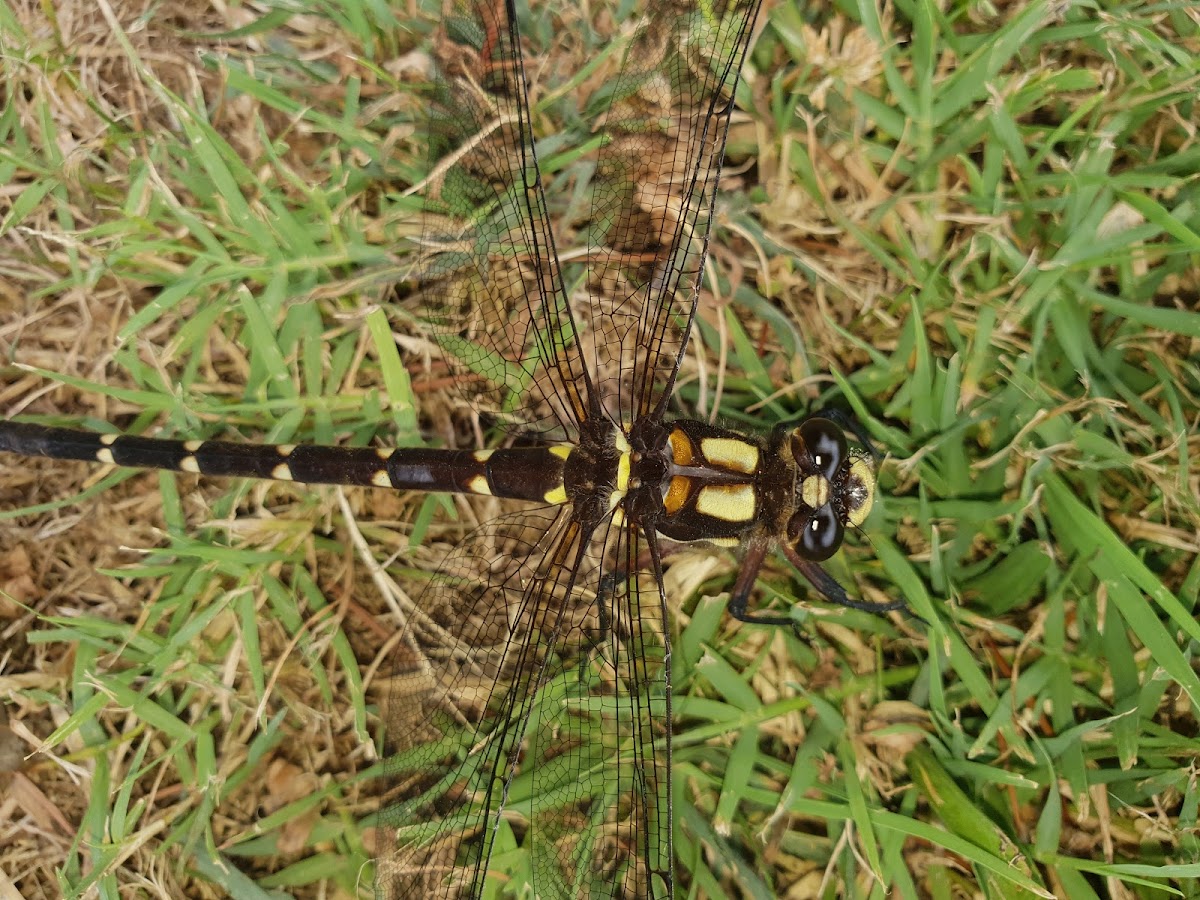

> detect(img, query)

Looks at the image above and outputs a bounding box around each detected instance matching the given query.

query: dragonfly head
[784,417,877,561]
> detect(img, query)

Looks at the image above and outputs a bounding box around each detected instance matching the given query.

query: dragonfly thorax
[561,417,639,525]
[610,416,878,565]
[633,418,773,547]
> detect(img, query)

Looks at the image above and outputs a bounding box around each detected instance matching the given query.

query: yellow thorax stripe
[694,483,756,523]
[699,437,759,474]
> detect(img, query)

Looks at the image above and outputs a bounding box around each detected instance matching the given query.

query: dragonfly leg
[573,571,618,685]
[726,589,804,637]
[594,571,616,643]
[727,541,804,635]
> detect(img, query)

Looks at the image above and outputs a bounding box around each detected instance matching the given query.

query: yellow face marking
[668,428,694,465]
[607,489,626,512]
[376,447,395,461]
[179,456,201,474]
[544,483,568,506]
[695,484,756,523]
[99,433,119,446]
[183,440,203,452]
[467,474,491,496]
[371,470,392,488]
[662,475,691,515]
[550,445,572,461]
[614,431,631,453]
[610,507,626,528]
[800,474,831,510]
[846,457,877,527]
[96,448,115,465]
[473,449,494,463]
[276,444,296,456]
[271,463,294,481]
[700,437,759,474]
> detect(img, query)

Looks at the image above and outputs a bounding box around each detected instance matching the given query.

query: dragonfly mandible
[0,0,906,896]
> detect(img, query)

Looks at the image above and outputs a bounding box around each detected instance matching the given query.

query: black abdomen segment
[0,423,568,504]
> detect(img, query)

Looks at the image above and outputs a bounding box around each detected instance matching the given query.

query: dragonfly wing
[377,503,594,897]
[416,0,595,438]
[414,0,762,436]
[522,519,672,898]
[577,0,763,424]
[376,506,672,899]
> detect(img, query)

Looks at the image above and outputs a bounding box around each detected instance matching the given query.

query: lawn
[0,0,1197,898]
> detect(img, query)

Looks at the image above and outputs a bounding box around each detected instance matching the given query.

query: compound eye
[791,504,844,562]
[797,418,847,481]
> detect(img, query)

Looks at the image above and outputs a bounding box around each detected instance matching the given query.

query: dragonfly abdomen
[0,422,569,504]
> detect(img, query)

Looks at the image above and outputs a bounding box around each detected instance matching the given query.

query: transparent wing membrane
[378,508,672,898]
[581,0,762,424]
[415,0,761,436]
[416,0,591,437]
[378,505,590,896]
[383,1,762,896]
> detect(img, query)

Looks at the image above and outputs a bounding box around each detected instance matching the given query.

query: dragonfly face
[785,417,877,563]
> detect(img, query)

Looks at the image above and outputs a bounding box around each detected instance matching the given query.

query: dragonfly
[0,0,905,896]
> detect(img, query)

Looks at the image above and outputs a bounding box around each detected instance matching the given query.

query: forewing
[578,0,762,423]
[416,0,593,438]
[414,0,761,436]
